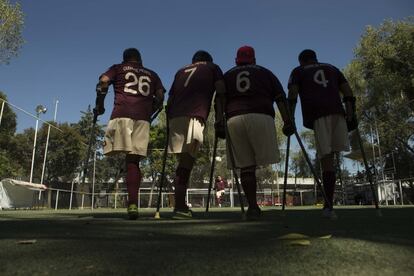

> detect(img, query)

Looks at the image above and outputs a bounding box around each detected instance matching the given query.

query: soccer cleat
[246,206,262,221]
[322,207,337,220]
[172,208,193,220]
[127,204,139,220]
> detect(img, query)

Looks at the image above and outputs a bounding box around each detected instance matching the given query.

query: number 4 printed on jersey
[313,69,329,88]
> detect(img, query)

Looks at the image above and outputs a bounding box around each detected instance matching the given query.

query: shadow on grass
[1,207,413,275]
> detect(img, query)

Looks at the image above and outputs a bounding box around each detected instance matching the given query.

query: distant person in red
[95,48,165,219]
[215,176,227,207]
[287,49,356,219]
[223,46,294,220]
[167,50,226,219]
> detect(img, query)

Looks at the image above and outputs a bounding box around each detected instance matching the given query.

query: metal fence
[31,187,320,210]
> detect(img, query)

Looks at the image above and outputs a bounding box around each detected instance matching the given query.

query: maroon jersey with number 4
[288,63,347,129]
[167,61,223,122]
[224,65,286,119]
[102,62,165,121]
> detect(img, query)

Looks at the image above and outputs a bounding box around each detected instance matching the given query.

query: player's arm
[94,75,110,116]
[273,73,295,136]
[275,91,296,137]
[214,80,226,139]
[214,80,226,121]
[287,84,299,121]
[340,82,354,115]
[340,82,358,131]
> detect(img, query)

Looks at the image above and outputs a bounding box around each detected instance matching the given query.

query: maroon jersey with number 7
[102,61,165,121]
[167,61,224,122]
[288,63,348,129]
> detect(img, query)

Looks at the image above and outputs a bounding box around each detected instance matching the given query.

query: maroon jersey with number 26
[288,63,348,129]
[102,61,165,121]
[167,61,224,122]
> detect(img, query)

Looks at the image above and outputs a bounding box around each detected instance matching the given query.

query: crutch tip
[375,209,383,217]
[154,212,161,219]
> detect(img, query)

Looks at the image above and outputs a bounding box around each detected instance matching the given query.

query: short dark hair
[192,50,213,63]
[298,49,317,63]
[123,48,142,62]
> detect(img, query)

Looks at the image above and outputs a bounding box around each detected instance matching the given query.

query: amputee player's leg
[240,165,259,209]
[125,119,150,219]
[314,115,349,218]
[173,152,195,211]
[125,154,142,220]
[168,117,203,217]
[320,152,336,210]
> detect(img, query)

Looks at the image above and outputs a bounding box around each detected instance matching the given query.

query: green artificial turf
[1,206,413,275]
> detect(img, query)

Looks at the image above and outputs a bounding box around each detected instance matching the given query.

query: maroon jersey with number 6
[102,62,165,121]
[288,63,347,129]
[224,64,285,119]
[167,61,223,122]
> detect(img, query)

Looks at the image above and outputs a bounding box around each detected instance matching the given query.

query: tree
[0,91,20,178]
[291,150,311,178]
[0,91,16,136]
[37,122,84,183]
[0,0,24,64]
[71,106,105,181]
[344,17,414,181]
[142,110,177,191]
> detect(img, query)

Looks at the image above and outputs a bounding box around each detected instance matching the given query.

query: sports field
[1,206,413,275]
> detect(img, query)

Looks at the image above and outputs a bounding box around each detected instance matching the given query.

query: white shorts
[103,118,149,156]
[216,190,225,198]
[168,116,204,158]
[226,113,280,168]
[313,114,350,158]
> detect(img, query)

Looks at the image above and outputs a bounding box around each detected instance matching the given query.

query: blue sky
[1,0,413,159]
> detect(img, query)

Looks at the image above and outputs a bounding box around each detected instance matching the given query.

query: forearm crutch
[293,130,331,209]
[354,127,381,215]
[205,135,219,212]
[282,136,291,211]
[154,113,169,219]
[224,119,245,215]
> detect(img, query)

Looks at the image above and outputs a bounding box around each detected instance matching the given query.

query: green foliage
[37,123,84,183]
[0,0,24,64]
[0,92,16,136]
[142,110,177,190]
[0,149,22,178]
[0,92,20,177]
[344,17,414,178]
[290,150,312,178]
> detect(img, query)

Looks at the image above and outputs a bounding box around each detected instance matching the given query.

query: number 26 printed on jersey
[124,72,151,96]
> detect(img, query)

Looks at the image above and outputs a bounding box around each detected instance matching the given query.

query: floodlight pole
[0,100,5,126]
[40,100,59,185]
[92,149,97,210]
[30,105,47,183]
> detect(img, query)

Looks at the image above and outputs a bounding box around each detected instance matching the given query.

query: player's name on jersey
[122,66,152,76]
[184,61,208,68]
[227,64,261,72]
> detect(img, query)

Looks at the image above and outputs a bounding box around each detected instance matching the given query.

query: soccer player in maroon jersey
[287,49,356,219]
[167,50,226,218]
[95,48,165,219]
[223,46,294,220]
[215,175,227,207]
